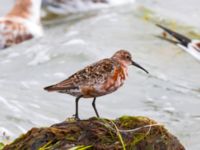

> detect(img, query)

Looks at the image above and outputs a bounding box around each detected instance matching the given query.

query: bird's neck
[112,58,129,78]
[6,0,42,24]
[112,57,128,68]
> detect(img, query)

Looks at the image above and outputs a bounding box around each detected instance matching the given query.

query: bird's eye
[126,55,130,59]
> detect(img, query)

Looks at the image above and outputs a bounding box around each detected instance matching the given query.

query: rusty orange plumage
[44,50,149,120]
[0,0,43,49]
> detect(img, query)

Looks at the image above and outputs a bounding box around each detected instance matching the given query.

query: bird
[44,50,149,120]
[156,24,200,61]
[0,0,43,49]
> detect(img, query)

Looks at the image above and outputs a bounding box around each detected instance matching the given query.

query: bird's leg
[75,96,82,120]
[92,97,100,118]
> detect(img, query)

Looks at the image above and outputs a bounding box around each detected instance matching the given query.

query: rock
[0,143,4,150]
[3,116,185,150]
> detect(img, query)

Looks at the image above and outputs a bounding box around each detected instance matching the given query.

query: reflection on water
[0,0,200,149]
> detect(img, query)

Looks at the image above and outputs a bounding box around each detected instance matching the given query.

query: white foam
[65,30,79,37]
[0,127,14,138]
[15,125,27,133]
[53,72,66,78]
[64,39,87,46]
[45,0,135,14]
[109,0,135,5]
[20,81,40,89]
[28,49,50,66]
[7,52,20,58]
[0,96,21,112]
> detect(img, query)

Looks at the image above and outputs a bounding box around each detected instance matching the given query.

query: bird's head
[112,50,149,74]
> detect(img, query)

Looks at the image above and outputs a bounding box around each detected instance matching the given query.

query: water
[42,0,135,14]
[0,0,200,149]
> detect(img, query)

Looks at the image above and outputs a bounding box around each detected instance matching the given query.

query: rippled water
[0,0,200,149]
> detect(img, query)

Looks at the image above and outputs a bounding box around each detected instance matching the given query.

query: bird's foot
[72,114,80,121]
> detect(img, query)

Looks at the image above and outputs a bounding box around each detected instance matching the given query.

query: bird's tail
[44,85,58,92]
[44,84,74,92]
[156,24,191,47]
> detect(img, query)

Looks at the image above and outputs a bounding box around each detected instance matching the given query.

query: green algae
[69,145,93,150]
[0,143,4,150]
[3,116,185,150]
[42,13,66,21]
[136,6,155,21]
[109,120,126,150]
[136,5,200,40]
[0,132,10,150]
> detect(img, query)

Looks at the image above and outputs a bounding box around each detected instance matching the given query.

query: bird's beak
[132,61,149,74]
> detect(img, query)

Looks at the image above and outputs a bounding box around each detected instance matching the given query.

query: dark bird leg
[75,96,82,120]
[92,97,100,118]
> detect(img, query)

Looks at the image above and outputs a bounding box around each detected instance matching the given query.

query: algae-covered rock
[3,116,185,150]
[0,143,5,150]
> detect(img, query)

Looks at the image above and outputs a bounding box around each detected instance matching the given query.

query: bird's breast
[78,65,128,98]
[0,19,32,48]
[0,17,43,49]
[101,65,127,93]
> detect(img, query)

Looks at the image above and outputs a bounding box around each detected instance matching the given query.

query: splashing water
[0,0,200,150]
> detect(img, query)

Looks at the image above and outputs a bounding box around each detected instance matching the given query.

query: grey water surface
[0,0,200,149]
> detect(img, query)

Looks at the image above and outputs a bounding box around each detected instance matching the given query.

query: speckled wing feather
[0,19,33,49]
[44,58,117,91]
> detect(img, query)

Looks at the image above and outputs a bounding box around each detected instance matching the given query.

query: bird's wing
[44,59,117,91]
[0,19,33,49]
[156,24,192,47]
